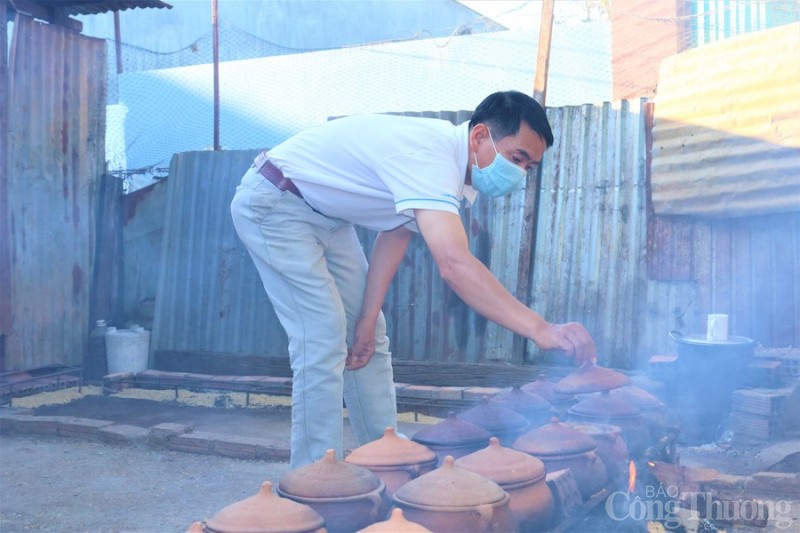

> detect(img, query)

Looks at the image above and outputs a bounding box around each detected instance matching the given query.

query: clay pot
[457,397,530,446]
[553,362,632,395]
[277,450,390,533]
[489,385,553,429]
[357,508,432,532]
[609,385,668,434]
[512,419,608,501]
[412,412,491,465]
[455,437,555,531]
[520,374,576,418]
[393,456,518,533]
[203,481,327,533]
[562,422,629,488]
[567,391,650,455]
[345,427,438,499]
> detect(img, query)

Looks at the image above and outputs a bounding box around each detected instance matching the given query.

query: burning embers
[598,459,798,531]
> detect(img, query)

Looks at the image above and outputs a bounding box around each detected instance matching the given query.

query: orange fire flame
[628,460,637,493]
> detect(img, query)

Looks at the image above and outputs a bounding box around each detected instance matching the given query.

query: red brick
[168,431,218,455]
[462,386,502,401]
[58,416,114,438]
[148,422,194,445]
[98,424,150,445]
[13,415,63,435]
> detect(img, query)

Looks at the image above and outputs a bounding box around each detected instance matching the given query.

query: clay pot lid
[345,427,437,467]
[457,397,530,434]
[520,374,575,403]
[411,412,491,446]
[204,481,325,533]
[609,385,665,409]
[562,421,622,438]
[454,437,546,485]
[278,449,383,498]
[553,362,632,394]
[490,385,551,414]
[512,418,597,456]
[569,390,642,417]
[394,456,507,508]
[357,508,433,532]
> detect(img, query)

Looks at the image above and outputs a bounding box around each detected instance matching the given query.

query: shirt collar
[457,121,477,205]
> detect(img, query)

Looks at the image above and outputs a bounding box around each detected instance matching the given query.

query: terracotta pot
[609,385,668,434]
[345,427,438,499]
[554,362,632,395]
[489,385,553,429]
[277,450,390,533]
[412,412,491,465]
[203,481,327,533]
[457,397,530,446]
[357,508,432,532]
[455,437,555,531]
[393,456,518,533]
[512,419,608,501]
[520,374,576,418]
[567,391,650,455]
[562,422,629,487]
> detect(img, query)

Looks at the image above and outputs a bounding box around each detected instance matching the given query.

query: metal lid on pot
[671,332,755,346]
[512,418,597,456]
[205,481,326,533]
[554,362,632,395]
[393,456,508,508]
[345,427,437,467]
[412,412,491,447]
[454,437,547,485]
[278,449,383,499]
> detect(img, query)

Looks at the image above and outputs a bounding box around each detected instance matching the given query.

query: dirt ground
[1,433,291,532]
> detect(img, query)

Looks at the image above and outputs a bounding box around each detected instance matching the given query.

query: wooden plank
[152,350,563,388]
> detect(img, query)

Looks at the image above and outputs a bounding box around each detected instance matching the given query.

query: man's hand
[346,318,377,370]
[534,322,597,365]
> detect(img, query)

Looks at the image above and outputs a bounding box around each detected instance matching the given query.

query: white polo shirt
[264,114,477,232]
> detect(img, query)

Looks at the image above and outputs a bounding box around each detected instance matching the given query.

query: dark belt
[257,160,303,199]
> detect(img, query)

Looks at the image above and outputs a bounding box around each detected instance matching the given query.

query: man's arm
[347,224,414,370]
[415,209,596,363]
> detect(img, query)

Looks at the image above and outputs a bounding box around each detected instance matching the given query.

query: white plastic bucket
[105,328,150,373]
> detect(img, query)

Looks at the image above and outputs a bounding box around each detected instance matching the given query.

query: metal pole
[532,0,555,106]
[514,0,555,363]
[212,0,220,151]
[113,10,123,74]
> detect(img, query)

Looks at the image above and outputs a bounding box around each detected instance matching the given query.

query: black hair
[469,90,554,147]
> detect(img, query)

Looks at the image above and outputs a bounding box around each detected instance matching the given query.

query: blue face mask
[470,132,527,197]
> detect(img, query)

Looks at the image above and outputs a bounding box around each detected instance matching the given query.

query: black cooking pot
[668,330,755,443]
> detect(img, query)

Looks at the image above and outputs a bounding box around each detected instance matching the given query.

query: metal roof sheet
[24,0,171,16]
[651,22,800,218]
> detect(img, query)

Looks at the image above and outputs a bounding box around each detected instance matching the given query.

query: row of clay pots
[189,365,665,532]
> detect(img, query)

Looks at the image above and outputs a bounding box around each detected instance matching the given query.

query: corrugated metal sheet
[30,0,172,16]
[529,100,650,368]
[5,15,106,370]
[148,99,798,370]
[651,22,800,217]
[151,150,288,357]
[150,104,657,368]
